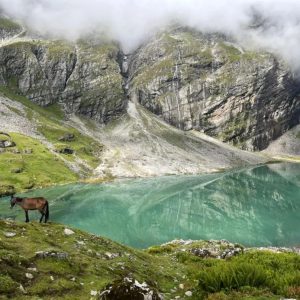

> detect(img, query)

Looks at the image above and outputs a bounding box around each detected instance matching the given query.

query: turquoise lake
[0,163,299,248]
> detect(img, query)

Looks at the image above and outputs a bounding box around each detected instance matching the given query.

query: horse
[10,195,49,223]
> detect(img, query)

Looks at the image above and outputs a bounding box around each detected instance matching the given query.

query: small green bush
[0,275,17,294]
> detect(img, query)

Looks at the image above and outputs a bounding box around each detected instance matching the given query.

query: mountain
[0,17,299,194]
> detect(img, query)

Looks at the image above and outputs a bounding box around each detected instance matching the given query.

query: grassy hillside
[0,87,105,196]
[0,220,299,299]
[0,17,21,32]
[0,133,78,194]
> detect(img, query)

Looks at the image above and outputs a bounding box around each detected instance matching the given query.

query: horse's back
[24,197,47,210]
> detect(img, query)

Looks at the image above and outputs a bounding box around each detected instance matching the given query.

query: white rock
[64,228,75,236]
[50,276,54,281]
[185,291,193,297]
[179,283,184,289]
[25,273,34,279]
[27,267,37,272]
[4,232,16,238]
[90,290,98,296]
[19,284,27,294]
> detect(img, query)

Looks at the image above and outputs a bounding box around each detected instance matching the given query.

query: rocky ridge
[128,28,300,151]
[0,20,299,153]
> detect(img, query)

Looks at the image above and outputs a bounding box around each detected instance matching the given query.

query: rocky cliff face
[0,40,125,123]
[128,28,300,150]
[0,23,299,151]
[0,17,22,39]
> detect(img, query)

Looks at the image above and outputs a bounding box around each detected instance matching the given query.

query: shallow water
[0,163,299,248]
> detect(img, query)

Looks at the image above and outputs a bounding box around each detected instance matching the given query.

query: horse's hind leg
[25,210,29,223]
[38,209,44,223]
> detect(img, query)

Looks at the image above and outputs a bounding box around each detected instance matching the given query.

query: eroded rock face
[0,27,299,151]
[128,28,300,150]
[0,41,125,123]
[0,17,22,39]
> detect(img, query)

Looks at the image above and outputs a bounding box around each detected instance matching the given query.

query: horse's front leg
[25,210,29,223]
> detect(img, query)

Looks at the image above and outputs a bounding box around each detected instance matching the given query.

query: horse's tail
[45,201,49,223]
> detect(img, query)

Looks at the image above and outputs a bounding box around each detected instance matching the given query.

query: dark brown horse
[10,195,49,223]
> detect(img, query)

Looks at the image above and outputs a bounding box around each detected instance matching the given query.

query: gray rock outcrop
[0,40,125,123]
[128,28,300,150]
[0,26,299,152]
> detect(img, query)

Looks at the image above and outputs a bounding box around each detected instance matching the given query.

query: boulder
[100,277,163,300]
[0,140,16,148]
[56,147,74,155]
[64,228,75,235]
[35,250,69,260]
[58,133,75,142]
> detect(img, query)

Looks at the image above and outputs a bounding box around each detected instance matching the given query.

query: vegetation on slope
[0,86,104,195]
[0,17,21,32]
[0,133,78,195]
[0,220,298,300]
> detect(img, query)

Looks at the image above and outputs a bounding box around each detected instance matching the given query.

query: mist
[1,0,300,69]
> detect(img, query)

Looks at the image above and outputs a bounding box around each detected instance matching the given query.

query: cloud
[1,0,300,69]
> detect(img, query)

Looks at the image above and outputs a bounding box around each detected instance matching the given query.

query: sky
[1,0,300,69]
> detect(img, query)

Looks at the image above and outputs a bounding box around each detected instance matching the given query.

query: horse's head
[10,195,17,209]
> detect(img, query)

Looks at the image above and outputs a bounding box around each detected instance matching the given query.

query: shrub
[197,251,300,298]
[198,262,268,293]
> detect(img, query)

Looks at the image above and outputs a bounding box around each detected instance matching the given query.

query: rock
[19,284,27,294]
[0,140,16,148]
[0,17,22,39]
[129,28,300,151]
[190,248,211,258]
[35,250,69,260]
[4,232,16,238]
[104,252,120,260]
[59,133,75,142]
[25,273,34,279]
[12,148,21,154]
[50,276,54,281]
[27,267,37,272]
[90,290,98,296]
[76,240,85,245]
[64,228,75,235]
[221,247,243,259]
[100,277,163,300]
[179,284,184,290]
[23,148,33,154]
[0,41,125,124]
[11,168,23,174]
[189,240,244,259]
[56,147,74,155]
[185,291,192,297]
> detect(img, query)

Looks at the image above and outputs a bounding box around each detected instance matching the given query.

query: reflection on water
[0,163,299,248]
